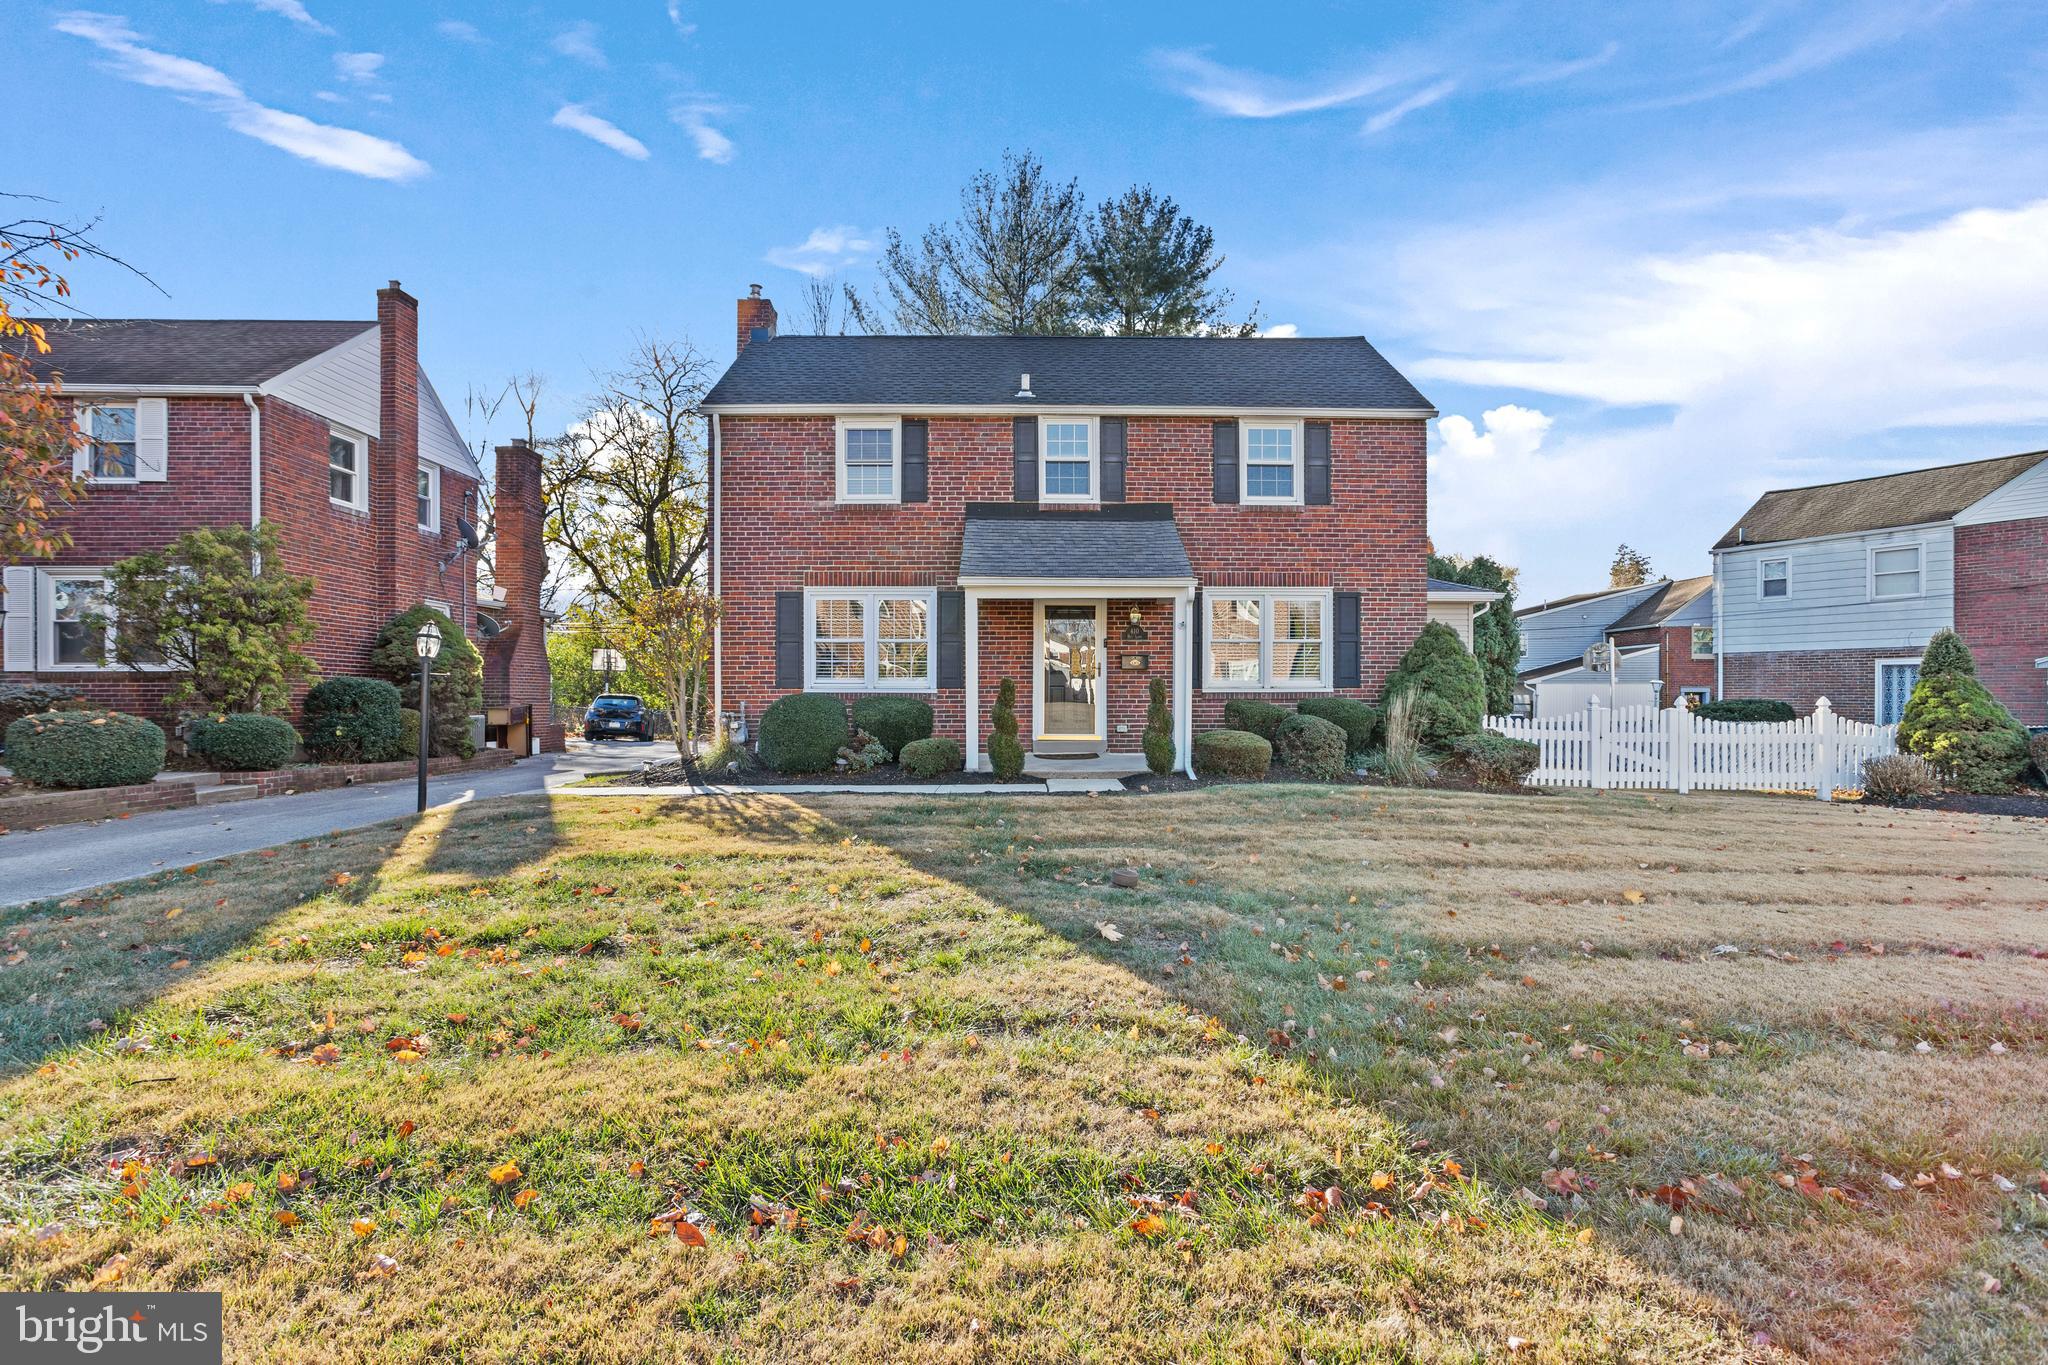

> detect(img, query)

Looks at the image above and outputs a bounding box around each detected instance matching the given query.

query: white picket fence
[1486,697,1896,800]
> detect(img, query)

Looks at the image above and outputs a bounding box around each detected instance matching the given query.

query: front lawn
[1,787,2042,1361]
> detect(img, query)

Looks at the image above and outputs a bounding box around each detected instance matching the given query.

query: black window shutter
[901,419,929,503]
[1334,591,1361,689]
[937,589,964,689]
[774,591,803,689]
[1012,417,1038,502]
[1191,589,1204,691]
[1099,418,1127,503]
[1305,422,1332,505]
[1211,422,1238,504]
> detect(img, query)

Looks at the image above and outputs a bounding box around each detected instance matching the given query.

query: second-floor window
[417,463,440,532]
[1759,558,1789,599]
[330,428,368,511]
[1040,418,1096,502]
[1241,420,1303,505]
[1870,544,1922,599]
[1206,590,1329,690]
[836,418,900,503]
[1690,625,1715,659]
[83,404,138,481]
[806,588,934,690]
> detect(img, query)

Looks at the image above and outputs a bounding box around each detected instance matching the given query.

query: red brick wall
[1721,648,1910,722]
[482,441,564,751]
[1955,518,2048,726]
[717,413,1428,754]
[1609,624,1717,702]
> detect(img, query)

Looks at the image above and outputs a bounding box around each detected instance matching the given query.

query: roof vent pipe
[1015,372,1034,398]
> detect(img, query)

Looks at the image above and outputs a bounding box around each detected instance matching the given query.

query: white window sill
[806,681,938,694]
[1241,497,1303,508]
[330,498,371,515]
[834,496,901,506]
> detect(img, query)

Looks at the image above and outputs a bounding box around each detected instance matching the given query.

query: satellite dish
[455,515,483,552]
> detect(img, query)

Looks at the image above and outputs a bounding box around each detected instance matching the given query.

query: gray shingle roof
[1714,450,2048,549]
[1426,576,1501,597]
[15,318,376,386]
[1606,574,1713,631]
[960,504,1194,582]
[702,335,1433,412]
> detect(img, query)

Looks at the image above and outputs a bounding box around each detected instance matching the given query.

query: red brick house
[702,287,1435,774]
[1711,449,2048,725]
[1,282,560,749]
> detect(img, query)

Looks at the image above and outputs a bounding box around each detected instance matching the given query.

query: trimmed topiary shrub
[1899,672,2029,793]
[899,736,963,778]
[0,682,84,738]
[1274,713,1347,780]
[1918,628,1976,681]
[1382,622,1485,746]
[1143,677,1174,775]
[1447,732,1540,787]
[4,709,166,789]
[1692,699,1799,723]
[1194,729,1271,780]
[1297,696,1381,758]
[302,677,405,763]
[851,697,933,759]
[370,604,482,759]
[987,679,1024,780]
[1861,753,1940,803]
[188,713,298,772]
[757,692,850,774]
[1222,697,1290,740]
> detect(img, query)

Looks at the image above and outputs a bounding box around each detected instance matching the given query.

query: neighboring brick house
[703,286,1436,774]
[1,282,560,749]
[1511,575,1715,716]
[1711,449,2048,725]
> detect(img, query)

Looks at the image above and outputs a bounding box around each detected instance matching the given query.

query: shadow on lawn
[0,794,565,1078]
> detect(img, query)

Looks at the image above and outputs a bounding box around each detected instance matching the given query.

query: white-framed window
[1690,625,1715,659]
[1679,686,1712,708]
[1239,419,1304,505]
[1759,557,1790,599]
[417,463,440,532]
[1204,589,1331,690]
[1869,543,1923,600]
[1039,416,1097,503]
[46,574,114,668]
[835,417,901,503]
[804,587,935,691]
[80,403,139,482]
[1876,659,1920,726]
[329,427,368,511]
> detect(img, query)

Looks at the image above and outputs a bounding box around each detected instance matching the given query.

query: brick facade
[1609,624,1717,703]
[1720,647,1914,723]
[1955,518,2048,726]
[483,440,566,752]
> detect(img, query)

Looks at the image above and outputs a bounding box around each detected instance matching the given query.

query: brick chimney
[736,283,776,357]
[490,438,563,751]
[376,280,420,611]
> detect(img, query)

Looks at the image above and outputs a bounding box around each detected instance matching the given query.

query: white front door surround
[1033,600,1106,753]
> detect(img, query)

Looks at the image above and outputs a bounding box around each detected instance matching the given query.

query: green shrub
[1899,672,2029,793]
[899,736,963,778]
[1222,698,1290,740]
[395,707,422,760]
[302,677,405,763]
[1860,753,1940,803]
[188,713,298,771]
[757,693,849,774]
[1447,732,1539,787]
[1692,699,1798,723]
[1296,696,1381,757]
[4,709,165,789]
[1194,729,1271,780]
[2031,732,2048,785]
[1274,713,1348,780]
[0,682,84,737]
[837,730,891,773]
[987,679,1024,780]
[1142,677,1174,775]
[1918,628,1976,681]
[370,604,481,759]
[1382,622,1485,745]
[851,697,933,759]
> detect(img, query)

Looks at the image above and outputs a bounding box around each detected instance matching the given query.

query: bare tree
[796,274,845,335]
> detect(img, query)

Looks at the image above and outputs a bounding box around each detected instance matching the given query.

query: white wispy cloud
[333,51,382,83]
[1643,1,1945,108]
[1149,48,1419,118]
[670,98,735,163]
[765,226,875,276]
[552,21,606,68]
[1362,78,1456,134]
[436,19,484,44]
[666,2,696,37]
[551,104,650,160]
[55,12,428,181]
[209,0,329,34]
[1511,41,1620,87]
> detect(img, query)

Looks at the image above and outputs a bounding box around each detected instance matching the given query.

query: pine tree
[1079,187,1255,336]
[1918,628,1976,679]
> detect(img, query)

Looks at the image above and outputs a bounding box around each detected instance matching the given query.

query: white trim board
[703,402,1437,419]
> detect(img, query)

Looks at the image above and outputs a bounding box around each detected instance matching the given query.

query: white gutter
[1713,567,1725,699]
[710,412,723,735]
[242,390,262,571]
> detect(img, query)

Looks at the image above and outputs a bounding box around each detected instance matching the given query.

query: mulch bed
[1118,766,1539,796]
[1852,789,2048,819]
[611,758,1018,788]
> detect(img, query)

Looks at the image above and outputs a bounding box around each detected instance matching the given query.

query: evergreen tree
[1428,552,1521,714]
[1079,186,1255,336]
[1898,629,2028,793]
[1382,622,1487,746]
[1917,628,1976,680]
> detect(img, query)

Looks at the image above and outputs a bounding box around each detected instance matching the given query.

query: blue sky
[18,0,2048,597]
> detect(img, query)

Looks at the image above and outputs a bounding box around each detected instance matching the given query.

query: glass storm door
[1039,605,1102,745]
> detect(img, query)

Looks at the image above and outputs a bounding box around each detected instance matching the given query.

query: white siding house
[1516,583,1665,671]
[1714,524,1954,656]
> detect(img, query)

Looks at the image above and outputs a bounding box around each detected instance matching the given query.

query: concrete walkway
[0,746,637,908]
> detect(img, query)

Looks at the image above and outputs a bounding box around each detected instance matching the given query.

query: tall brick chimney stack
[375,280,420,611]
[735,283,776,357]
[491,438,563,751]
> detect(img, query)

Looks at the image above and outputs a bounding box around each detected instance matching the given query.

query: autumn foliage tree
[616,587,720,761]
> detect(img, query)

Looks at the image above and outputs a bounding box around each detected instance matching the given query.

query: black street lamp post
[415,620,443,813]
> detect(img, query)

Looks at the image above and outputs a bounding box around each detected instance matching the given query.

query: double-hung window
[1039,417,1096,502]
[1205,590,1330,690]
[1759,558,1789,599]
[417,463,440,532]
[1240,419,1303,505]
[836,418,900,503]
[805,588,934,690]
[82,404,139,481]
[1690,625,1715,659]
[1869,543,1922,599]
[329,428,368,510]
[48,575,113,667]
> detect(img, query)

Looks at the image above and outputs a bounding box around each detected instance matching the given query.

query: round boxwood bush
[188,713,298,772]
[303,677,405,763]
[1296,696,1381,757]
[1692,698,1798,723]
[1274,713,1348,780]
[757,692,849,774]
[1194,728,1271,780]
[0,681,84,737]
[1221,698,1290,740]
[899,736,963,778]
[1447,732,1540,787]
[4,708,166,789]
[1382,622,1485,746]
[851,696,933,759]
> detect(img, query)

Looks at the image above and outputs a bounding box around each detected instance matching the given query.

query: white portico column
[964,588,981,772]
[1174,588,1195,777]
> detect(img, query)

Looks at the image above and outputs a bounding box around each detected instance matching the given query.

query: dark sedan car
[583,694,654,741]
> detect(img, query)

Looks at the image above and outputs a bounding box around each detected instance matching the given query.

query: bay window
[1205,590,1330,690]
[805,588,934,690]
